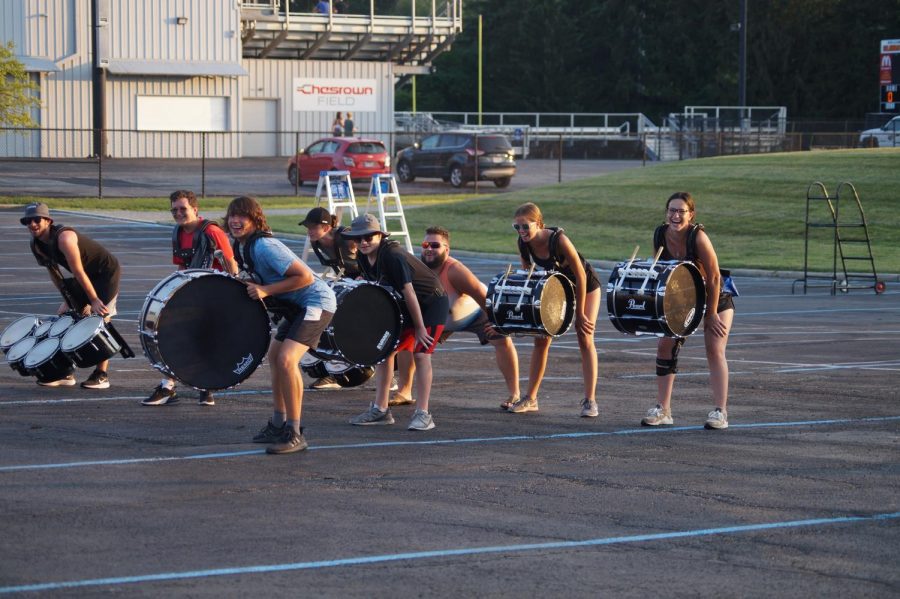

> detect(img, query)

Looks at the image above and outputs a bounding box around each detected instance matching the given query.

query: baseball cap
[300,207,332,227]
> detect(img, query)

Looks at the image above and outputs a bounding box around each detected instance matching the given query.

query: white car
[859,116,900,147]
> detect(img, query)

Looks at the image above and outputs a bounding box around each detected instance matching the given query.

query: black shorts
[717,293,735,313]
[274,308,334,348]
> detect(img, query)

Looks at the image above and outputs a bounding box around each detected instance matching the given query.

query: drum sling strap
[232,231,301,322]
[654,224,738,297]
[311,226,353,277]
[30,227,134,358]
[172,219,220,269]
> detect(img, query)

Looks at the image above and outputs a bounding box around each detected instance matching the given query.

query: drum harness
[30,226,134,358]
[232,231,302,323]
[310,226,358,279]
[172,219,221,269]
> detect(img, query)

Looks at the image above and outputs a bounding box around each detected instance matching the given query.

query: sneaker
[252,420,285,443]
[349,403,395,426]
[641,405,674,426]
[266,427,309,454]
[508,396,538,414]
[198,391,215,406]
[500,395,520,411]
[310,376,341,390]
[705,408,729,430]
[408,409,435,431]
[580,398,599,418]
[37,374,76,387]
[388,392,415,406]
[142,385,179,406]
[390,376,399,392]
[80,370,109,389]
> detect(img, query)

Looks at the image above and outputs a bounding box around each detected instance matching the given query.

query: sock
[272,411,286,427]
[287,419,301,434]
[160,378,175,390]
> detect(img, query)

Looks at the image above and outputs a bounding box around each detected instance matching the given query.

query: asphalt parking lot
[0,208,897,596]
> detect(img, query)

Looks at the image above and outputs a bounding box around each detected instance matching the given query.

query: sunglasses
[511,223,534,231]
[171,207,190,215]
[22,217,44,225]
[360,233,379,242]
[421,241,444,249]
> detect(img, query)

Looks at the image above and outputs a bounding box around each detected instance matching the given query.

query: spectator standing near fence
[343,112,355,137]
[332,112,344,137]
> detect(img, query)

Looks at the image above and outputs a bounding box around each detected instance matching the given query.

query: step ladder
[792,181,883,295]
[365,174,413,252]
[300,171,359,270]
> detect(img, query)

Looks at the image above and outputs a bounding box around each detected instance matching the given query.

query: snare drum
[312,279,402,367]
[606,259,706,338]
[33,317,58,340]
[7,336,37,376]
[48,315,75,338]
[486,270,576,337]
[24,337,75,382]
[139,270,271,390]
[61,315,122,368]
[1,315,40,354]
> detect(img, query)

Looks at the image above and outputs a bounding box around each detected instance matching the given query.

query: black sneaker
[142,385,178,406]
[81,369,110,390]
[198,391,215,406]
[266,427,309,455]
[252,421,285,443]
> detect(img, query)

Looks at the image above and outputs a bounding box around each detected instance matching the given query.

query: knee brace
[656,338,685,376]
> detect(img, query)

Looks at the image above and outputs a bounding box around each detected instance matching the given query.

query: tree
[0,41,41,128]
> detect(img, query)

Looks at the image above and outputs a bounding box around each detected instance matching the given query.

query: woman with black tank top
[641,192,734,430]
[506,202,601,418]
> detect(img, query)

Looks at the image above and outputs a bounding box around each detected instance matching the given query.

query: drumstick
[638,246,664,295]
[515,263,535,312]
[615,245,640,291]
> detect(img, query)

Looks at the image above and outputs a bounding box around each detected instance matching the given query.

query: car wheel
[493,177,511,188]
[449,164,465,188]
[396,160,415,183]
[862,136,879,148]
[288,165,302,187]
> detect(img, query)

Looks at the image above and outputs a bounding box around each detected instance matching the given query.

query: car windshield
[346,142,386,154]
[471,136,512,152]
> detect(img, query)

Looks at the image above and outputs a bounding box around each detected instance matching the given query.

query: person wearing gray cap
[342,213,448,431]
[22,202,121,388]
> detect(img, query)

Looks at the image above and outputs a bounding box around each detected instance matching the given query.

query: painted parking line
[1,510,897,595]
[1,415,897,474]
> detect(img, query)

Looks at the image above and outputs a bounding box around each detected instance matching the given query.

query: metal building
[1,0,462,158]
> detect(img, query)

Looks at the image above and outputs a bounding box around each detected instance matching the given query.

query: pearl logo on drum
[233,353,255,375]
[505,310,525,321]
[626,298,647,311]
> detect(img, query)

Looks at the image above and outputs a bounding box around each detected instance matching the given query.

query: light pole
[738,0,747,109]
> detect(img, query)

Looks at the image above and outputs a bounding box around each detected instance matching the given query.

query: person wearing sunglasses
[390,226,520,409]
[509,202,601,418]
[22,202,121,389]
[143,190,238,407]
[640,192,735,430]
[342,213,448,431]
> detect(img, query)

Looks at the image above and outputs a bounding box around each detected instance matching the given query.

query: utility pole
[738,0,747,109]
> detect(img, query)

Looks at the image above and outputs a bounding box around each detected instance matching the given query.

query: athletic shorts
[439,310,504,345]
[275,307,334,347]
[716,293,735,313]
[396,324,445,354]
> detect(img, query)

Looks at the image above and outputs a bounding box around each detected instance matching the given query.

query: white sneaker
[580,398,599,418]
[407,409,435,431]
[37,375,76,387]
[641,405,673,426]
[704,408,728,430]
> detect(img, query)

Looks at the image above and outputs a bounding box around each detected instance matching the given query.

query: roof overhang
[104,60,248,77]
[16,56,60,73]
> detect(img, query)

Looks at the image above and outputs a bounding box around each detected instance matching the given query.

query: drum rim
[60,315,105,351]
[1,315,40,347]
[24,337,63,366]
[7,336,38,361]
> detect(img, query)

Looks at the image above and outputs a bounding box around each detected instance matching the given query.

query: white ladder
[300,170,360,268]
[365,174,413,252]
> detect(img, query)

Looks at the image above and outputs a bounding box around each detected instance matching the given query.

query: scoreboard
[881,39,900,112]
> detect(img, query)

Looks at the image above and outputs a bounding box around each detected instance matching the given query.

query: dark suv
[395,132,516,188]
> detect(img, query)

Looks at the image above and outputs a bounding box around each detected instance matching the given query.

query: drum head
[539,274,576,336]
[60,316,104,352]
[330,283,401,366]
[48,315,74,338]
[7,336,37,362]
[154,274,271,390]
[24,338,61,368]
[34,318,56,339]
[1,316,39,350]
[662,263,706,337]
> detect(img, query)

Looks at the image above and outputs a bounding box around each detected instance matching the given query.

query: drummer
[342,214,449,431]
[22,202,120,389]
[509,202,601,417]
[143,190,238,407]
[299,206,360,391]
[391,226,520,409]
[226,196,337,455]
[640,192,735,430]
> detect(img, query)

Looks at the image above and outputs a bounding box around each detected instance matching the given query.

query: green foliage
[0,42,40,128]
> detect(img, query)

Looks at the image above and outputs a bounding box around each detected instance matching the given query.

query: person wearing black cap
[22,202,121,388]
[342,213,448,431]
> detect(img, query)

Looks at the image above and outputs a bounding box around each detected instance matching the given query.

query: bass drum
[606,259,706,338]
[1,315,40,354]
[486,270,575,337]
[139,270,271,390]
[313,279,402,367]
